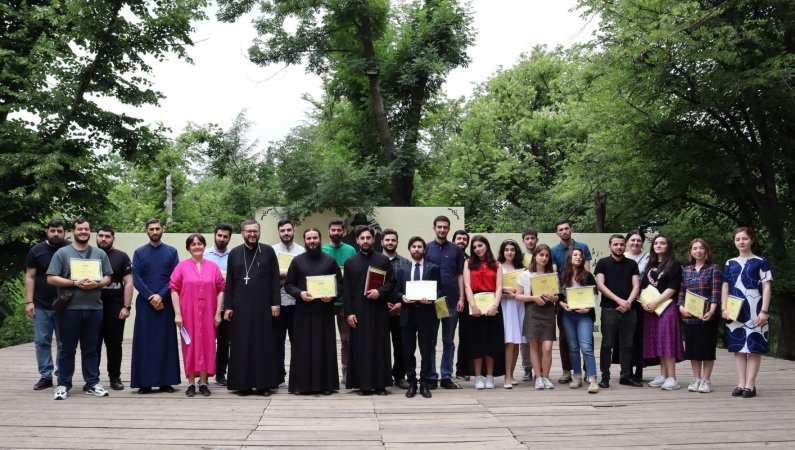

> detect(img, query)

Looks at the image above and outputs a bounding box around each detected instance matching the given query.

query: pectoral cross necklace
[243,245,260,285]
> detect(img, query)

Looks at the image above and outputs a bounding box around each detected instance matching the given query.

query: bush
[0,274,34,348]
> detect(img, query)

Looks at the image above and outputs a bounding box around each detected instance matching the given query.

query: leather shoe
[375,389,388,396]
[159,385,175,393]
[619,378,643,387]
[34,378,53,390]
[215,374,227,386]
[440,379,461,390]
[731,386,744,397]
[741,388,756,398]
[405,385,417,398]
[427,380,438,390]
[395,379,410,389]
[110,378,124,391]
[420,384,432,398]
[598,379,610,389]
[137,387,152,394]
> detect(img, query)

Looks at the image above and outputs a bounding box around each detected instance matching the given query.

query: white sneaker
[503,382,512,389]
[587,377,599,394]
[661,377,680,391]
[543,377,555,390]
[84,383,109,397]
[569,375,582,389]
[53,385,68,400]
[698,379,713,393]
[474,376,485,390]
[688,378,701,392]
[485,376,495,389]
[534,377,545,390]
[648,374,666,387]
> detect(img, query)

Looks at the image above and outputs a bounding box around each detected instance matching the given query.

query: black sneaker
[199,384,211,397]
[34,378,53,390]
[186,385,196,397]
[440,378,462,390]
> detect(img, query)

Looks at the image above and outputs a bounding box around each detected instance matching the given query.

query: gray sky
[131,1,595,147]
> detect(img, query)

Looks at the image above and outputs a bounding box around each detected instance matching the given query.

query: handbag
[52,289,75,315]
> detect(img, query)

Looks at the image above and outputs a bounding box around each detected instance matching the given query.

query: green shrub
[0,274,34,348]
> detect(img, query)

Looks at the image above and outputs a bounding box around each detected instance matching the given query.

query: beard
[611,250,624,258]
[306,245,321,256]
[74,234,90,244]
[97,242,112,252]
[330,235,342,244]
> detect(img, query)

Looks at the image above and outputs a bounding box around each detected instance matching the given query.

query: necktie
[414,262,421,282]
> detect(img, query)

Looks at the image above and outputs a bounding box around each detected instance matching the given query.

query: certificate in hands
[638,285,671,316]
[70,259,102,281]
[502,270,523,289]
[405,280,437,302]
[472,292,496,314]
[435,296,450,319]
[277,252,296,271]
[306,275,337,298]
[684,290,707,319]
[726,295,744,321]
[565,286,596,309]
[530,273,560,296]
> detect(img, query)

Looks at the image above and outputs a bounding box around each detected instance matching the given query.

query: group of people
[24,216,772,401]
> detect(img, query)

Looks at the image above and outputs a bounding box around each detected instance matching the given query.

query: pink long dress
[169,258,225,376]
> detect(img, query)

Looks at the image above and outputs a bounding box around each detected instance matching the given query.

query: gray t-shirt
[47,245,113,310]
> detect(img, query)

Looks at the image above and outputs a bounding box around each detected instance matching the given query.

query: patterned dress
[724,257,773,354]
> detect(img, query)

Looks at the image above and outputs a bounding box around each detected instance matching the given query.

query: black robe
[284,250,343,393]
[343,250,396,391]
[224,243,280,391]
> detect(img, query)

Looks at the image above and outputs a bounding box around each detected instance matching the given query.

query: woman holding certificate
[559,249,599,393]
[640,234,684,391]
[516,244,559,390]
[497,240,525,388]
[677,238,722,393]
[463,235,505,390]
[721,227,772,398]
[169,234,225,397]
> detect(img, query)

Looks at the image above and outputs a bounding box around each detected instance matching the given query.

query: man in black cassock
[223,220,281,396]
[343,225,396,395]
[284,228,342,395]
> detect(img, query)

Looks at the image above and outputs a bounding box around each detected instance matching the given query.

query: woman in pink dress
[170,234,224,397]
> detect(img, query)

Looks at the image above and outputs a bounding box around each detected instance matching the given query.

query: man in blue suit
[393,236,442,399]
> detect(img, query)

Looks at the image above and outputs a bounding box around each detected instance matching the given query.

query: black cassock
[343,250,396,391]
[284,250,343,393]
[224,243,280,392]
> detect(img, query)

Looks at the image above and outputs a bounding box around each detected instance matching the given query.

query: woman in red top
[463,235,505,389]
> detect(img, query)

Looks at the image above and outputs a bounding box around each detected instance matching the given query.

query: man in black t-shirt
[24,219,69,391]
[594,234,641,388]
[96,225,133,391]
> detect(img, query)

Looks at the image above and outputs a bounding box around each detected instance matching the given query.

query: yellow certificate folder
[530,273,560,296]
[277,252,296,271]
[638,285,671,316]
[472,292,496,314]
[435,296,450,319]
[502,270,523,289]
[726,295,744,321]
[70,259,102,281]
[566,286,596,309]
[306,274,337,298]
[684,290,707,319]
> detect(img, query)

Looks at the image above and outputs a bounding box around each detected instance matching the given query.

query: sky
[132,1,597,148]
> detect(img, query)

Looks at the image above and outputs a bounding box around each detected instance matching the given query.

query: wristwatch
[124,305,132,311]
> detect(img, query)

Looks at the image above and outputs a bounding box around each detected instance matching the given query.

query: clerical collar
[360,249,372,257]
[244,243,260,252]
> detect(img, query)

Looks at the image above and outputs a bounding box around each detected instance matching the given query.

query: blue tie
[414,262,421,282]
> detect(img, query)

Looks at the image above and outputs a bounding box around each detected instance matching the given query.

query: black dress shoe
[405,385,417,398]
[731,386,744,397]
[215,374,227,386]
[33,378,53,390]
[427,380,438,390]
[440,379,461,389]
[159,385,175,393]
[598,379,610,389]
[375,389,388,396]
[235,389,253,396]
[420,384,432,398]
[741,388,756,398]
[619,378,643,387]
[137,387,152,394]
[259,389,271,396]
[321,390,333,396]
[110,378,124,391]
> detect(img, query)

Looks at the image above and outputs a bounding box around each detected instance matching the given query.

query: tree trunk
[594,191,607,232]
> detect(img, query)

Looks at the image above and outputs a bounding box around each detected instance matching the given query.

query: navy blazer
[394,260,442,328]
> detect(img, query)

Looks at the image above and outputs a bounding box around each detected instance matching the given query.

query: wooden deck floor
[1,338,794,449]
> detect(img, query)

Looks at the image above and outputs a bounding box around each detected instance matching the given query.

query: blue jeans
[438,301,459,380]
[56,309,103,390]
[34,307,61,379]
[561,311,597,380]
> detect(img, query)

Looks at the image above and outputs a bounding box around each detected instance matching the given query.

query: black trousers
[600,307,636,380]
[215,317,231,377]
[389,314,405,381]
[401,309,437,386]
[98,302,124,380]
[273,304,295,382]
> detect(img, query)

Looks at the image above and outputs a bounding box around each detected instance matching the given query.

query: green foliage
[0,275,33,349]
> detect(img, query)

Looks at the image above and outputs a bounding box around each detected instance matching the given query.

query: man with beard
[321,218,356,384]
[451,229,470,381]
[284,227,342,395]
[595,234,641,388]
[95,225,133,391]
[25,219,69,391]
[424,216,465,390]
[204,223,232,386]
[130,218,180,393]
[381,229,410,390]
[393,236,442,399]
[223,220,281,395]
[452,230,469,259]
[46,219,113,400]
[272,219,305,385]
[343,226,396,395]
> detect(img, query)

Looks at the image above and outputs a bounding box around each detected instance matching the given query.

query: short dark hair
[433,215,450,227]
[608,234,625,245]
[185,233,206,250]
[328,217,344,229]
[355,225,374,238]
[452,230,469,241]
[407,236,426,250]
[73,218,89,229]
[47,219,66,229]
[277,219,293,229]
[215,223,233,235]
[382,228,398,240]
[521,228,538,239]
[241,219,259,229]
[145,218,161,227]
[303,227,322,239]
[97,224,115,236]
[554,219,572,229]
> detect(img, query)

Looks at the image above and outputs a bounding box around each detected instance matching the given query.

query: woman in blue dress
[721,227,772,398]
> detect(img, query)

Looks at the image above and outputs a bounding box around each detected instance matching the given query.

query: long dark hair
[561,248,589,288]
[529,244,554,274]
[497,239,524,269]
[468,235,498,271]
[647,234,677,275]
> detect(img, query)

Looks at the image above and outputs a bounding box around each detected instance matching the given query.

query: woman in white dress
[497,239,525,388]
